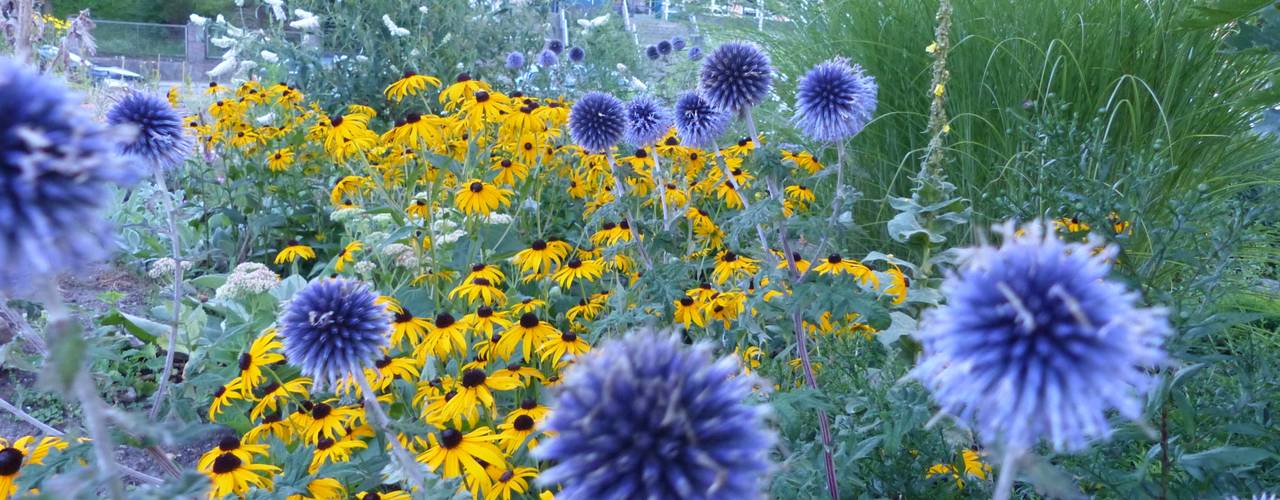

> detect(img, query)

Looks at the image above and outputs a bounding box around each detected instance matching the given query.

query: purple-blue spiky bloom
[569,91,626,153]
[699,42,772,113]
[279,278,390,386]
[911,221,1169,452]
[688,46,703,61]
[505,51,526,70]
[537,48,559,67]
[0,59,137,291]
[546,39,564,54]
[568,46,586,63]
[536,331,773,499]
[673,91,729,149]
[623,95,671,148]
[671,37,686,51]
[107,91,193,169]
[793,58,878,142]
[657,40,673,55]
[645,45,660,61]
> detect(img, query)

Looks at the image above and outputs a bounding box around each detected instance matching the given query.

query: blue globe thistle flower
[504,51,526,70]
[537,48,559,67]
[699,42,772,113]
[671,36,687,51]
[535,331,773,499]
[911,221,1169,452]
[546,39,564,54]
[0,59,137,291]
[107,91,193,169]
[568,46,586,64]
[645,45,660,61]
[657,40,673,55]
[688,46,703,61]
[673,90,729,149]
[569,91,626,153]
[793,58,878,143]
[278,278,390,386]
[623,95,671,148]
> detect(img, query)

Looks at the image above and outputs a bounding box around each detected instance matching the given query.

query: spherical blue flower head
[645,45,660,61]
[504,51,526,70]
[657,40,673,55]
[673,91,729,149]
[0,60,137,291]
[536,331,773,499]
[568,46,586,63]
[546,39,564,54]
[278,278,390,386]
[793,58,878,143]
[569,91,626,153]
[107,91,193,169]
[911,221,1169,452]
[671,37,687,51]
[699,42,772,113]
[688,46,703,61]
[623,95,671,148]
[537,48,559,67]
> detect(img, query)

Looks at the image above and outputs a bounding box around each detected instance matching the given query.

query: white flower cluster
[382,243,419,268]
[215,262,280,300]
[148,258,193,281]
[354,261,377,275]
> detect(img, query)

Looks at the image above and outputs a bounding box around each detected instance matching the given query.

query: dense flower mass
[699,42,773,113]
[673,90,729,149]
[569,91,626,153]
[623,95,671,147]
[911,221,1169,452]
[536,331,773,499]
[278,278,390,385]
[0,59,136,291]
[793,58,878,142]
[537,48,559,67]
[107,91,193,168]
[568,46,586,63]
[504,51,526,69]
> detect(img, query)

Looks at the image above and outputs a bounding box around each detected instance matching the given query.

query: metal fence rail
[93,19,187,59]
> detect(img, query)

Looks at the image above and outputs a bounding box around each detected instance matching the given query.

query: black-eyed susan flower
[238,329,285,391]
[439,73,491,111]
[452,276,506,305]
[498,313,559,361]
[885,263,909,305]
[711,251,759,285]
[509,297,547,315]
[455,179,514,216]
[244,410,294,444]
[1054,216,1090,233]
[538,331,590,365]
[496,413,541,454]
[461,89,513,131]
[551,258,604,289]
[406,198,432,220]
[773,251,812,274]
[357,489,412,500]
[415,427,507,488]
[201,451,280,499]
[391,307,431,349]
[416,313,468,361]
[501,365,545,387]
[302,402,364,444]
[334,241,363,272]
[781,149,823,174]
[812,254,879,287]
[566,298,603,323]
[673,296,706,328]
[0,436,66,498]
[491,157,529,186]
[250,378,312,421]
[266,147,295,172]
[198,436,268,473]
[513,239,571,277]
[441,368,520,420]
[384,71,442,102]
[484,467,539,500]
[464,305,512,338]
[309,435,368,473]
[286,477,346,500]
[274,241,317,265]
[706,291,747,328]
[925,449,991,489]
[209,378,244,421]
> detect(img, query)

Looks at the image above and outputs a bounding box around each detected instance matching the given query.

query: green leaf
[1180,446,1277,479]
[100,310,167,345]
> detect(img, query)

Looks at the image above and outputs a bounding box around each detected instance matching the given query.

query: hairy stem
[993,448,1022,500]
[149,168,184,421]
[354,373,426,493]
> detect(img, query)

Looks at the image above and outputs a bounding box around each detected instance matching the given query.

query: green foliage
[52,0,237,24]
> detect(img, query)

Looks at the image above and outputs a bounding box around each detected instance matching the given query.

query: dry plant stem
[149,167,184,421]
[0,300,48,355]
[993,448,1022,500]
[0,397,164,485]
[354,373,426,493]
[40,284,126,500]
[604,155,654,270]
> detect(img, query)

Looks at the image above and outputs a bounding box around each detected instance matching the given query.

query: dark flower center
[461,369,487,388]
[722,252,738,262]
[0,448,23,476]
[635,148,648,158]
[214,386,227,398]
[208,81,218,87]
[471,263,487,272]
[366,493,382,500]
[567,259,583,269]
[562,332,577,342]
[435,313,456,328]
[513,415,535,431]
[619,220,630,230]
[602,222,616,230]
[519,313,539,328]
[531,240,547,251]
[664,137,679,146]
[472,277,491,286]
[317,437,335,450]
[490,332,502,343]
[311,403,332,419]
[501,159,512,167]
[827,254,842,264]
[469,181,484,193]
[403,71,416,79]
[211,453,242,474]
[376,355,393,369]
[474,91,490,103]
[238,353,252,371]
[456,72,471,82]
[793,252,804,262]
[443,390,456,402]
[274,153,282,160]
[680,297,694,306]
[263,411,282,424]
[738,137,751,147]
[700,282,712,290]
[405,112,421,123]
[331,116,344,127]
[499,470,514,482]
[218,436,240,451]
[477,306,494,318]
[520,398,537,410]
[440,429,463,449]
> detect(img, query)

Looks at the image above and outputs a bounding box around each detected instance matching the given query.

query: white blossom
[215,262,280,300]
[382,15,410,37]
[263,0,286,20]
[189,14,208,26]
[208,58,237,77]
[260,50,279,63]
[210,36,235,48]
[147,258,192,281]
